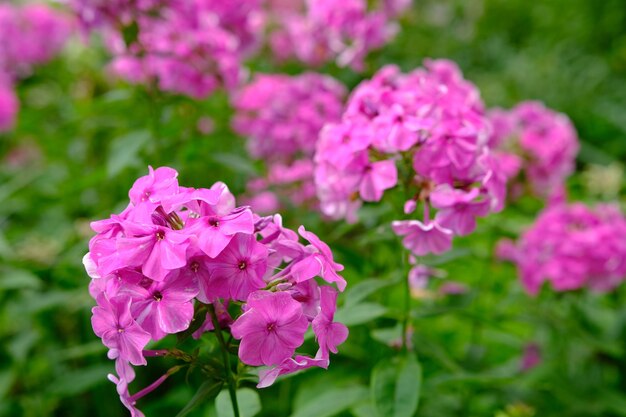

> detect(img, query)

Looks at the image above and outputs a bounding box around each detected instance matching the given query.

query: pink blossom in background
[72,0,252,98]
[520,343,542,371]
[86,166,348,413]
[267,0,407,70]
[0,81,18,132]
[0,4,73,78]
[488,101,579,200]
[315,59,500,258]
[233,72,346,210]
[504,203,626,295]
[0,3,72,132]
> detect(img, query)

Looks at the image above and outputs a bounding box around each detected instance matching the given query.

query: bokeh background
[1,0,626,416]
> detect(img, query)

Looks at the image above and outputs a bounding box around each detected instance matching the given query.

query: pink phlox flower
[120,271,199,340]
[391,220,453,256]
[288,226,346,291]
[359,159,398,202]
[128,166,179,206]
[186,205,254,258]
[91,294,151,366]
[290,279,321,320]
[207,233,269,301]
[107,359,145,417]
[116,222,190,281]
[257,354,329,388]
[430,185,490,236]
[312,286,348,359]
[231,291,309,366]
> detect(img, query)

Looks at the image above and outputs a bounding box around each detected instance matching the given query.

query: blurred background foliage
[1,0,625,416]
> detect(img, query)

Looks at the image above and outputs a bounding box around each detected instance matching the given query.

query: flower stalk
[209,304,240,417]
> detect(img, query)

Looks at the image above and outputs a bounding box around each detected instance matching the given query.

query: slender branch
[208,304,240,417]
[401,250,412,352]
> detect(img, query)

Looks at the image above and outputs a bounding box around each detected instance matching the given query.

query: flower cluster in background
[70,0,408,100]
[72,0,258,98]
[0,3,73,132]
[233,72,346,211]
[267,0,408,71]
[85,167,348,415]
[315,59,502,255]
[488,101,580,201]
[498,203,626,295]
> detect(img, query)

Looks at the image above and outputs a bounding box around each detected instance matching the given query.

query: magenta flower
[86,166,348,406]
[128,166,179,205]
[107,359,144,417]
[257,355,329,388]
[120,272,199,340]
[504,203,626,295]
[290,226,347,291]
[231,291,309,366]
[91,295,151,366]
[359,159,398,202]
[487,101,579,200]
[430,186,490,236]
[312,287,349,359]
[208,233,269,301]
[188,207,255,258]
[391,220,453,256]
[117,224,190,281]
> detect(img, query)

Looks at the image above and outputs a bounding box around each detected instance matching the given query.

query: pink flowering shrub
[501,203,626,295]
[266,0,408,71]
[72,0,259,98]
[0,3,73,78]
[0,3,72,132]
[488,101,580,200]
[84,166,348,415]
[233,72,346,210]
[315,59,503,256]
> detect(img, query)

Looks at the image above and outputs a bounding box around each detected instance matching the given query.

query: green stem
[401,251,411,352]
[208,304,240,417]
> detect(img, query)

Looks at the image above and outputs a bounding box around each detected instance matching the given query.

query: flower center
[238,261,247,270]
[267,322,276,332]
[209,218,220,227]
[190,261,200,273]
[156,230,165,240]
[153,291,163,302]
[117,327,125,333]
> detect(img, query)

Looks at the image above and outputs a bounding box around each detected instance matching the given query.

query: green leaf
[290,385,368,417]
[215,388,261,417]
[344,275,400,307]
[176,379,224,417]
[335,302,387,326]
[121,21,140,47]
[107,130,150,177]
[211,152,258,176]
[48,364,113,396]
[0,268,42,290]
[371,354,422,417]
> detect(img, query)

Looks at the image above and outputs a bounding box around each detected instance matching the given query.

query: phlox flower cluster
[72,0,262,98]
[499,203,626,295]
[232,72,346,211]
[315,59,503,256]
[0,3,72,132]
[488,101,579,200]
[85,166,348,415]
[267,0,408,71]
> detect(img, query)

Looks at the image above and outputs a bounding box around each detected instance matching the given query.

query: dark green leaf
[371,353,422,417]
[176,379,224,417]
